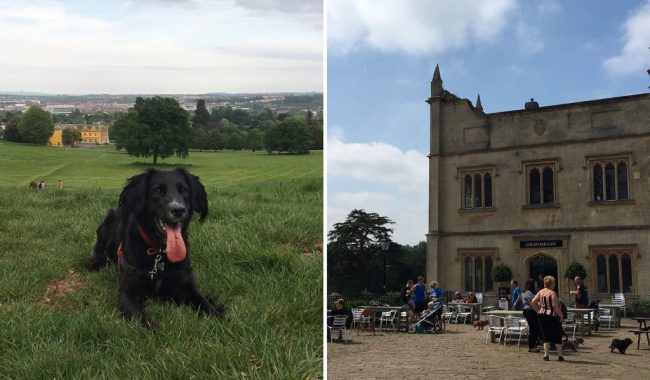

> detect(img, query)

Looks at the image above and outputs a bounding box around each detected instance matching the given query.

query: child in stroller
[408,300,444,334]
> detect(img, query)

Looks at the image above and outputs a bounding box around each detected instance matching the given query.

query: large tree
[111,97,192,164]
[17,106,54,145]
[327,209,395,294]
[62,127,82,147]
[192,99,211,129]
[3,115,22,142]
[264,117,312,154]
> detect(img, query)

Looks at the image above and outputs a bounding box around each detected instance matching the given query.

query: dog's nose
[170,205,186,218]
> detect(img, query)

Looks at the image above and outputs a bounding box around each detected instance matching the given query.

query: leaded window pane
[474,174,482,208]
[622,254,632,293]
[543,167,554,204]
[485,257,493,292]
[609,255,620,293]
[484,173,492,208]
[597,254,607,293]
[464,257,473,292]
[464,174,472,209]
[529,168,540,204]
[475,257,483,292]
[617,162,628,200]
[605,163,616,201]
[593,164,603,201]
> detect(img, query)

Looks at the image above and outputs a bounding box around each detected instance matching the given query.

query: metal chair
[398,311,408,332]
[379,310,397,331]
[612,293,626,318]
[442,304,456,324]
[328,315,349,343]
[356,308,376,335]
[351,308,364,329]
[503,317,528,346]
[455,305,472,324]
[485,315,506,344]
[562,312,577,338]
[598,308,615,328]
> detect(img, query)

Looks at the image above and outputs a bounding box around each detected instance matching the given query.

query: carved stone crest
[534,120,546,136]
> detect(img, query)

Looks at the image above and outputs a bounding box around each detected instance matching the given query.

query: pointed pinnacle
[433,64,441,81]
[476,94,483,111]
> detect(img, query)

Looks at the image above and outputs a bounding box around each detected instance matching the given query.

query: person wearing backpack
[531,275,565,361]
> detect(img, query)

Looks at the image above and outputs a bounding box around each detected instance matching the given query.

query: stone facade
[427,65,650,306]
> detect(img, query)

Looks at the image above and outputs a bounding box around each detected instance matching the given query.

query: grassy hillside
[0,142,323,379]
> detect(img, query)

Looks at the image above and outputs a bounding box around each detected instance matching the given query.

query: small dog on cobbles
[562,337,584,352]
[473,319,489,330]
[609,338,633,354]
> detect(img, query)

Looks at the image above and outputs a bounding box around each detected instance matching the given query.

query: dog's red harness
[117,225,187,279]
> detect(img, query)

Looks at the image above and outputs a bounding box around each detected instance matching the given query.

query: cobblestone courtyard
[327,319,650,379]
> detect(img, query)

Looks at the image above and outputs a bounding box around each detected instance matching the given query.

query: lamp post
[380,240,390,294]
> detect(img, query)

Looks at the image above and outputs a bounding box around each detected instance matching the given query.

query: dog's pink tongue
[165,224,187,263]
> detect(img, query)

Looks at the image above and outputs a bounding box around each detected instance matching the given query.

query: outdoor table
[634,317,650,330]
[449,302,482,323]
[357,306,402,324]
[629,317,650,349]
[484,310,523,343]
[566,308,594,336]
[598,303,622,327]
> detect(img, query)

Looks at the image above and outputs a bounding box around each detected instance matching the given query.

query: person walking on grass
[531,276,565,361]
[522,279,542,353]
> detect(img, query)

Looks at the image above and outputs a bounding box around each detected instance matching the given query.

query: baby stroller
[408,302,444,334]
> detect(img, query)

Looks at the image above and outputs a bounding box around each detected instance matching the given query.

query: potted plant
[492,263,513,299]
[563,260,587,281]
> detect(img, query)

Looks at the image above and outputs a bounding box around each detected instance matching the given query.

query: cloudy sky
[327,0,650,245]
[0,0,322,94]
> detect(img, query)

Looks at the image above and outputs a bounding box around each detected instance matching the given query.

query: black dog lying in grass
[609,338,633,354]
[89,168,225,328]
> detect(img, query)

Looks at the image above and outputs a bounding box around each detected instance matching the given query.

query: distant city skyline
[0,0,323,94]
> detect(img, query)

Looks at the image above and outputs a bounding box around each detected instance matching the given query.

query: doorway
[528,253,559,293]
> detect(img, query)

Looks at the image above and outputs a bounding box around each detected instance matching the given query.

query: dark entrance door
[529,254,559,293]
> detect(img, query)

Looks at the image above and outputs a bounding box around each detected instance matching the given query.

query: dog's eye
[177,185,188,194]
[153,185,165,194]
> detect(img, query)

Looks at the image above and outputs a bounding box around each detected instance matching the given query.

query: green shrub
[564,260,587,280]
[492,263,513,282]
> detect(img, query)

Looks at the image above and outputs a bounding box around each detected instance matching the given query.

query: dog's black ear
[118,170,152,216]
[176,168,208,221]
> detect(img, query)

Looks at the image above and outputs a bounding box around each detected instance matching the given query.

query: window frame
[459,249,497,294]
[523,160,558,207]
[588,155,632,203]
[590,245,636,295]
[458,166,496,211]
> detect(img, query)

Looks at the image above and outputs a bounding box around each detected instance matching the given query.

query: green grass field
[0,142,323,379]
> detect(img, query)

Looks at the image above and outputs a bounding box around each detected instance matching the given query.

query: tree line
[1,97,323,163]
[327,209,427,295]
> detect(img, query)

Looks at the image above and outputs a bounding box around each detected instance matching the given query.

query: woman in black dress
[531,276,565,361]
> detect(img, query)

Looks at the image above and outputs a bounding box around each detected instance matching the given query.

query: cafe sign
[519,240,563,249]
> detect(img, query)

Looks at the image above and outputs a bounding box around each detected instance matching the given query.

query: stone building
[426,65,650,306]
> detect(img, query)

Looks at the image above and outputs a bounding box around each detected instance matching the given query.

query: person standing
[411,276,427,314]
[511,279,522,310]
[430,281,443,301]
[522,279,542,353]
[532,276,565,361]
[570,276,589,308]
[400,280,414,307]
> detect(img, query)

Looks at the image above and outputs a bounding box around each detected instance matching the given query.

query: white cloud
[602,0,650,76]
[0,0,322,93]
[328,137,428,192]
[328,0,517,55]
[327,137,428,244]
